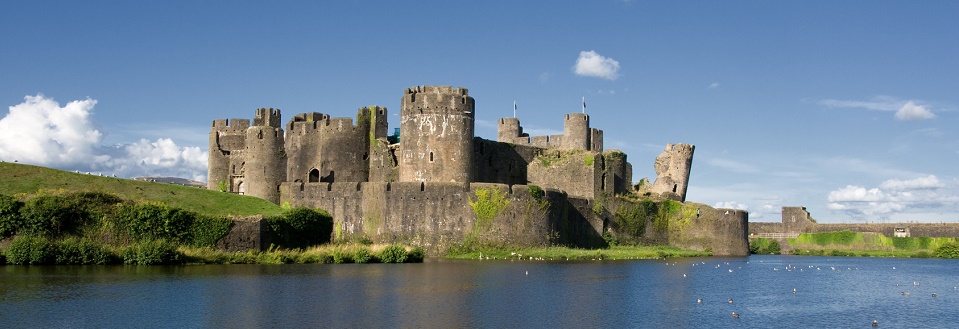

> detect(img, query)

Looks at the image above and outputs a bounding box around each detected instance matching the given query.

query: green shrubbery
[379,244,408,263]
[749,238,781,254]
[0,194,23,238]
[266,207,333,249]
[935,242,959,258]
[122,240,182,265]
[6,235,54,265]
[55,237,113,265]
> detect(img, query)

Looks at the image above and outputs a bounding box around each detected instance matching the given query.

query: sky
[1,1,957,224]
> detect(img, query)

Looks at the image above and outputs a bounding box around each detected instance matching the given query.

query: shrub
[354,248,372,263]
[188,215,232,247]
[55,237,113,265]
[20,195,85,237]
[332,249,352,263]
[935,242,959,259]
[0,194,23,238]
[379,244,408,263]
[122,240,182,265]
[6,235,54,265]
[405,247,425,263]
[267,207,333,249]
[749,238,782,255]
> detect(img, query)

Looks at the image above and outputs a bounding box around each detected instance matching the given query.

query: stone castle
[209,86,749,255]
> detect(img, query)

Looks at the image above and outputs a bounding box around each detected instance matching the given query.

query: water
[2,255,958,328]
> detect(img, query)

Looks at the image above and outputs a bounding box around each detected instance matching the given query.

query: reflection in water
[2,256,958,328]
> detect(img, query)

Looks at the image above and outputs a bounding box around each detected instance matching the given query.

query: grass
[447,245,710,260]
[0,162,283,217]
[784,231,959,258]
[180,243,423,264]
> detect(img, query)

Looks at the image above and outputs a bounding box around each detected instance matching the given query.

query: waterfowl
[731,312,740,318]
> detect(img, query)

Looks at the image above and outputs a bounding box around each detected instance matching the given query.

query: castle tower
[243,108,286,203]
[649,143,695,202]
[497,117,522,142]
[208,118,250,191]
[285,108,373,185]
[562,113,590,151]
[399,86,474,183]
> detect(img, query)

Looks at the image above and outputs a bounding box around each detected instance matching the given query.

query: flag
[513,101,517,118]
[582,97,586,113]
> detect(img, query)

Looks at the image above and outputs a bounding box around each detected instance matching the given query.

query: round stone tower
[563,113,590,150]
[399,86,474,183]
[243,108,286,203]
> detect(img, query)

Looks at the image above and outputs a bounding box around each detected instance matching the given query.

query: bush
[0,194,23,238]
[935,242,959,258]
[379,245,408,263]
[405,247,425,263]
[332,249,352,263]
[122,240,182,265]
[18,192,124,238]
[749,238,782,255]
[55,237,114,265]
[354,248,372,263]
[6,235,54,265]
[267,207,333,249]
[188,215,232,247]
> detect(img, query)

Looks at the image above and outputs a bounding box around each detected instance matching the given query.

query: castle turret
[243,108,286,203]
[399,86,474,183]
[497,117,522,142]
[562,113,590,151]
[208,118,250,191]
[649,143,695,202]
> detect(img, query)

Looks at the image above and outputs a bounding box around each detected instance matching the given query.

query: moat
[2,256,957,328]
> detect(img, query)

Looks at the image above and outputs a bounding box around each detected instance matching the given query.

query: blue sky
[1,1,957,223]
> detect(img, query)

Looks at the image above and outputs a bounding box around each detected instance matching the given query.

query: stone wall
[217,216,267,252]
[749,206,959,238]
[471,138,539,185]
[527,149,601,200]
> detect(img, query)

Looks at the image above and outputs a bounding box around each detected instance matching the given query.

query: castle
[209,86,749,255]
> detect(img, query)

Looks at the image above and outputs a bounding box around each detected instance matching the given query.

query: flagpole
[582,96,586,113]
[513,100,516,118]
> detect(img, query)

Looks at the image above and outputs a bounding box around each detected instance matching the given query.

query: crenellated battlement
[496,113,602,152]
[212,118,251,130]
[253,108,281,128]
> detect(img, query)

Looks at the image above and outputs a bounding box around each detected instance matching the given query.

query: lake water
[2,255,957,328]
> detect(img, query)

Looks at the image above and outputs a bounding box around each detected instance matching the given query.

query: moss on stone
[469,187,511,230]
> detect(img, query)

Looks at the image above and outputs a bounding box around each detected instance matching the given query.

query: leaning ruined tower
[242,108,286,203]
[398,86,475,183]
[649,143,695,202]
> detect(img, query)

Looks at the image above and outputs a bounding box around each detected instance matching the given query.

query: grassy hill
[0,162,283,217]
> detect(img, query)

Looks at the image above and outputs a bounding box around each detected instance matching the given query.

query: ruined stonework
[649,143,695,202]
[209,85,748,255]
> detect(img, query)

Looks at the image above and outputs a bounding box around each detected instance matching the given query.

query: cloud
[708,82,719,89]
[715,201,749,211]
[573,50,620,80]
[894,101,935,120]
[539,72,551,83]
[0,95,208,181]
[819,96,936,121]
[826,175,959,220]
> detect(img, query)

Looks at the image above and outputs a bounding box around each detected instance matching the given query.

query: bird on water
[731,312,740,318]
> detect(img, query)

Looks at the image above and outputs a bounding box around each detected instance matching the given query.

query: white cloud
[820,96,936,121]
[573,50,620,80]
[894,101,936,120]
[878,175,944,191]
[708,82,719,89]
[826,175,959,220]
[0,95,208,181]
[715,201,749,211]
